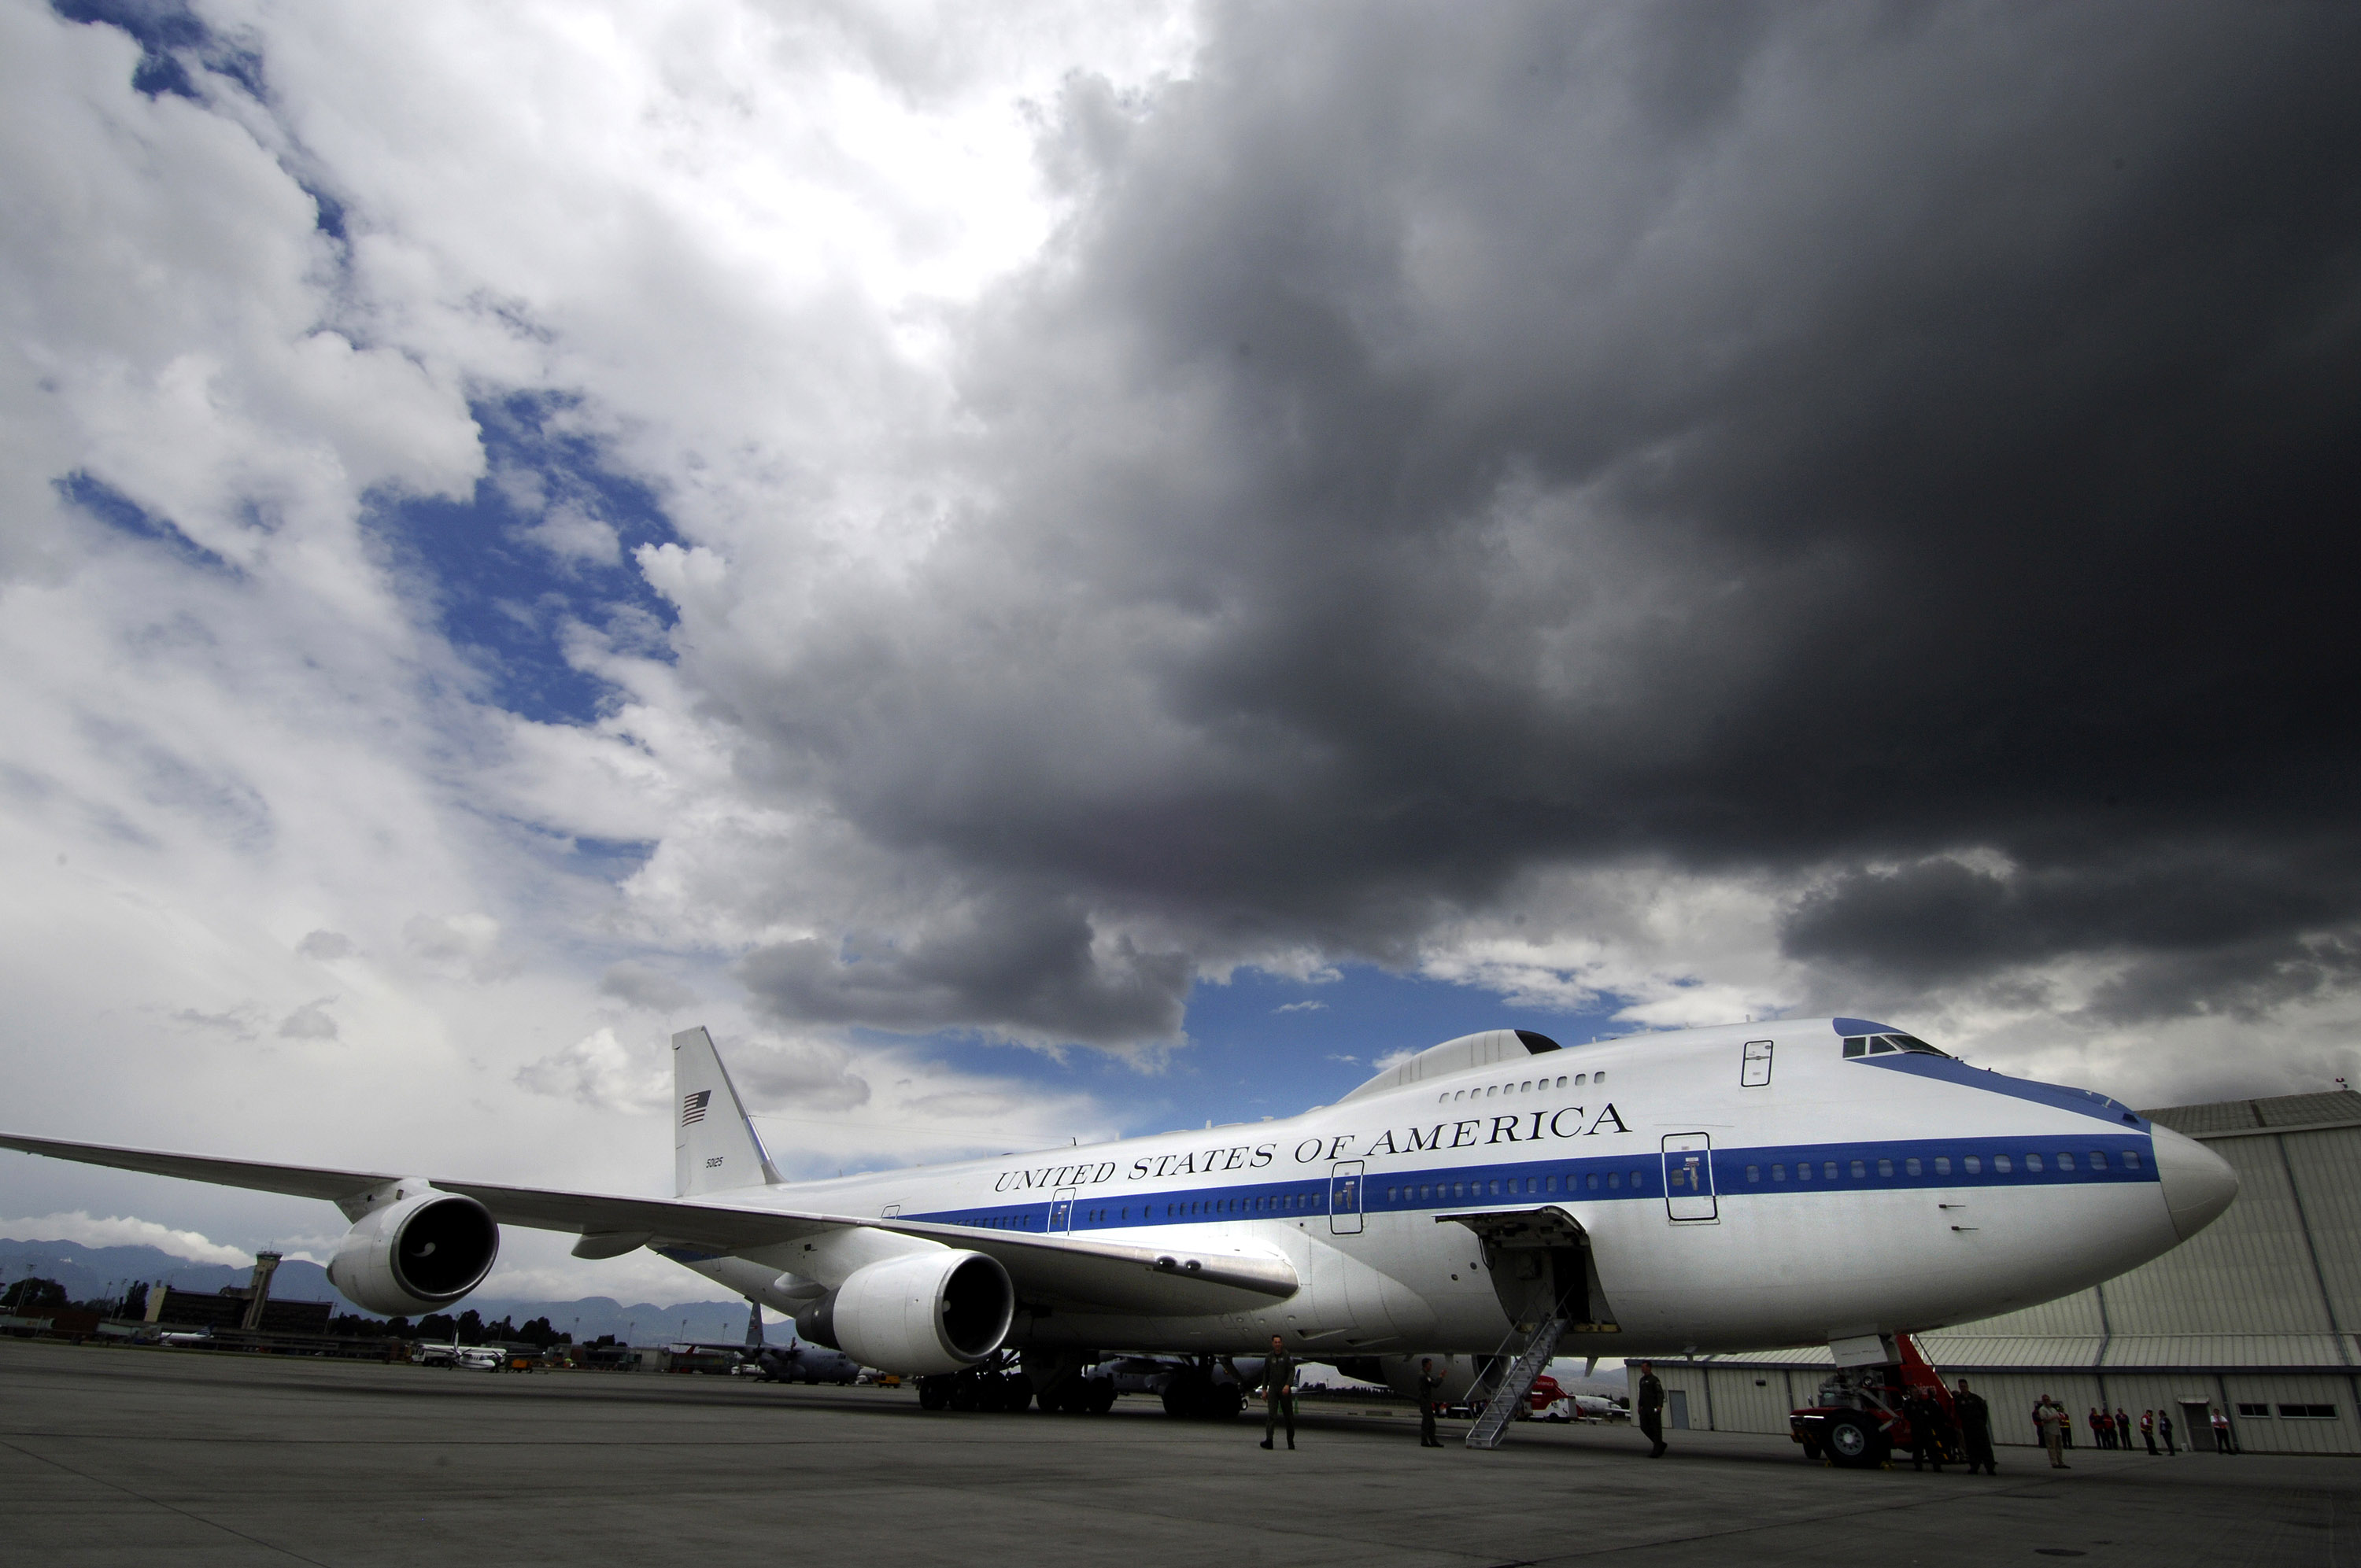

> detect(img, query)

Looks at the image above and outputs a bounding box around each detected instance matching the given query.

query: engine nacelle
[793,1249,1013,1376]
[1335,1353,1486,1407]
[326,1191,499,1316]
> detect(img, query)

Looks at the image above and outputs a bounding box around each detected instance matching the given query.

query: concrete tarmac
[3,1339,2354,1567]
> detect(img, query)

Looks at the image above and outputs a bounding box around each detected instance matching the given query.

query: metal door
[1661,1134,1717,1222]
[1740,1039,1773,1087]
[1328,1161,1365,1234]
[1049,1188,1075,1233]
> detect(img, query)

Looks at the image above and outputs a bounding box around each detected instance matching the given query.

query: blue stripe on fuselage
[903,1131,2158,1234]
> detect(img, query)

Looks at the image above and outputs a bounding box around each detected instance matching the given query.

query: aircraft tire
[1160,1378,1199,1418]
[918,1375,951,1411]
[1823,1411,1882,1468]
[1087,1378,1117,1415]
[1214,1382,1244,1419]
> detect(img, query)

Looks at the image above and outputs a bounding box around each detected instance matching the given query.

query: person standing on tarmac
[1636,1362,1668,1458]
[2038,1397,2071,1468]
[2116,1407,2132,1450]
[1417,1358,1444,1448]
[2160,1409,2178,1455]
[2212,1407,2237,1454]
[1259,1334,1295,1451]
[1954,1379,1997,1475]
[2141,1410,2160,1455]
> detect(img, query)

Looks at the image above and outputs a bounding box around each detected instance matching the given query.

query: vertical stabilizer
[673,1027,783,1197]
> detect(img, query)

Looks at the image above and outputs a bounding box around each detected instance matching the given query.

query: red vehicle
[1526,1374,1565,1411]
[1788,1335,1963,1469]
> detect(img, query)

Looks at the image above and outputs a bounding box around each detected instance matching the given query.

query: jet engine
[793,1249,1013,1376]
[326,1191,499,1315]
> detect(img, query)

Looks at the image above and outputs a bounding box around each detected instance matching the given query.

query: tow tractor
[1788,1334,1964,1469]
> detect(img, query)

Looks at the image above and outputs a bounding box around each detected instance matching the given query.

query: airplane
[1,1017,2239,1417]
[737,1297,860,1385]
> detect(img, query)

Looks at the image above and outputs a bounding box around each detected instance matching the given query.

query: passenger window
[1454,1090,1465,1101]
[1489,1179,1502,1197]
[1994,1155,2012,1175]
[1964,1155,1982,1175]
[2089,1151,2107,1170]
[1746,1165,1761,1182]
[1586,1172,1599,1191]
[1557,1075,1568,1087]
[2123,1151,2141,1171]
[1905,1157,1921,1177]
[1522,1080,1532,1092]
[1439,1093,1449,1104]
[1934,1157,1951,1176]
[1630,1170,1645,1189]
[1796,1162,1812,1182]
[1850,1160,1868,1179]
[1546,1175,1558,1192]
[1486,1086,1497,1098]
[1453,1182,1466,1199]
[1772,1164,1786,1181]
[2056,1153,2075,1172]
[1594,1072,1607,1084]
[1877,1158,1894,1178]
[2027,1153,2045,1174]
[1824,1162,1839,1180]
[1575,1072,1587,1085]
[1607,1171,1621,1190]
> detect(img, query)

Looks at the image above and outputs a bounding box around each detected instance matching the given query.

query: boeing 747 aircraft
[2,1020,2238,1418]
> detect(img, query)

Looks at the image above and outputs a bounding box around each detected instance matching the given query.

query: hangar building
[1639,1089,2361,1455]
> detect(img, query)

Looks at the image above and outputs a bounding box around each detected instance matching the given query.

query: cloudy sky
[5,0,2358,1303]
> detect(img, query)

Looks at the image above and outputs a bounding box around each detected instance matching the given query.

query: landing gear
[919,1362,1033,1412]
[1824,1411,1883,1469]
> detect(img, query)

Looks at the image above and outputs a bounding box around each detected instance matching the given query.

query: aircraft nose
[2151,1123,2239,1240]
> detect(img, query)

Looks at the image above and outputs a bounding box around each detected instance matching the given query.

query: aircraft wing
[1,1132,1297,1315]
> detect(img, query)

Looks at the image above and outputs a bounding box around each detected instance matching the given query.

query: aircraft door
[1740,1039,1773,1087]
[1661,1134,1718,1222]
[1329,1162,1364,1235]
[1050,1188,1075,1233]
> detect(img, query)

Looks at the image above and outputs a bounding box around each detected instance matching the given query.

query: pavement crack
[0,1433,339,1567]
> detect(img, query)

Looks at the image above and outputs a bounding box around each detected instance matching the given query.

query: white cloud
[0,1211,256,1267]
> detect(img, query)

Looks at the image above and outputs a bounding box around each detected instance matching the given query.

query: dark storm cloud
[700,1,2361,1037]
[737,894,1192,1045]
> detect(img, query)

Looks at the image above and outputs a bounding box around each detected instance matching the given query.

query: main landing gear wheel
[1823,1411,1882,1468]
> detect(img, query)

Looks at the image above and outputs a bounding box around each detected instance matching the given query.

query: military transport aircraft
[2,1020,2238,1415]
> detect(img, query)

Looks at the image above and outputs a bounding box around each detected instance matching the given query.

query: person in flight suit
[1636,1362,1668,1458]
[1417,1358,1444,1448]
[1259,1334,1295,1450]
[1954,1378,1997,1475]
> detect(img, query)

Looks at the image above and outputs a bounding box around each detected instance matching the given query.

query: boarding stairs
[1465,1315,1568,1449]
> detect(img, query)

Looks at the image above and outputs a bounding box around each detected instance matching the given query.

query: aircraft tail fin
[672,1027,783,1197]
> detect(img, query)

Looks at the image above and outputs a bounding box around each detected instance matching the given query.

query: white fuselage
[667,1020,2200,1360]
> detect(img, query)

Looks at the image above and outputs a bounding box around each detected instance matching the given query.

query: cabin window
[1522,1080,1533,1092]
[1904,1157,1921,1176]
[1795,1162,1811,1182]
[2027,1153,2045,1174]
[2056,1153,2076,1172]
[1877,1158,1894,1178]
[1585,1172,1598,1191]
[1454,1090,1466,1101]
[1823,1161,1839,1180]
[1604,1171,1620,1190]
[1630,1170,1645,1189]
[2123,1151,2141,1170]
[1934,1157,1951,1176]
[1849,1160,1867,1179]
[2089,1151,2108,1170]
[1964,1155,1982,1175]
[1546,1175,1558,1192]
[1594,1072,1607,1083]
[1575,1072,1587,1085]
[1746,1165,1761,1182]
[1439,1093,1449,1104]
[1993,1155,2013,1175]
[1772,1164,1786,1182]
[1556,1075,1568,1087]
[1487,1086,1498,1098]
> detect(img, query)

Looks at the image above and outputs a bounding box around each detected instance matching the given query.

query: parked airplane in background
[740,1300,860,1385]
[2,1019,2238,1421]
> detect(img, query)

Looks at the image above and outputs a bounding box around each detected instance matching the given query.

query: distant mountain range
[0,1238,758,1345]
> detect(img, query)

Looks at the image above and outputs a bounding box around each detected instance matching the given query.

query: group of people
[1255,1346,2241,1466]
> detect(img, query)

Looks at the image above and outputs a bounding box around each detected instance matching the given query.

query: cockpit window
[1842,1032,1954,1059]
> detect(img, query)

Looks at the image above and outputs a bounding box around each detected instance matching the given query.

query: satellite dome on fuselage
[1340,1027,1564,1101]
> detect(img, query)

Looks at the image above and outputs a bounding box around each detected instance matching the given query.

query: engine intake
[794,1249,1013,1376]
[327,1191,499,1316]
